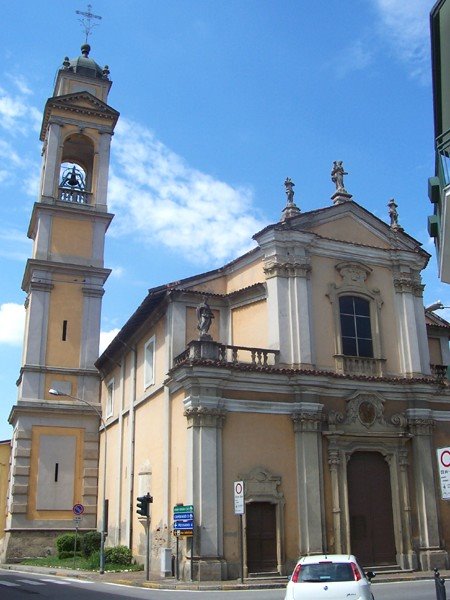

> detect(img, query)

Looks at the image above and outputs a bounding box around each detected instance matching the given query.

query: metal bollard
[434,568,447,600]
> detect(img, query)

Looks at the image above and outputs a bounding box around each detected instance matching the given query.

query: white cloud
[372,0,430,81]
[108,118,265,265]
[99,328,120,354]
[0,228,31,261]
[330,39,374,78]
[0,303,25,346]
[0,86,41,133]
[6,74,33,96]
[110,266,125,278]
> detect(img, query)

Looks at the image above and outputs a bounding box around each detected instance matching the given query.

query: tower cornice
[21,259,111,293]
[40,92,119,141]
[27,201,114,240]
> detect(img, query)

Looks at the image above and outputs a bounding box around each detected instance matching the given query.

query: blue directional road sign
[173,505,194,536]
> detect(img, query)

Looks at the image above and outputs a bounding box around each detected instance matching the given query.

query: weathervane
[76,4,102,43]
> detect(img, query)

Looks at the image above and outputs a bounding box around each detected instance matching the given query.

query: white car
[284,554,375,600]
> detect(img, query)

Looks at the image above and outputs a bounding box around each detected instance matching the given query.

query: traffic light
[136,493,153,516]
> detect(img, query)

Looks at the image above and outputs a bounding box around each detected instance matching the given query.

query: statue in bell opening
[196,296,214,338]
[331,161,348,192]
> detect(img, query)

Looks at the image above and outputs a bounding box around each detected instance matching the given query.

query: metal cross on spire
[76,4,102,44]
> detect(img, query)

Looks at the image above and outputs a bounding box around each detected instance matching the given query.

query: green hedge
[56,533,81,557]
[105,545,133,565]
[81,531,101,557]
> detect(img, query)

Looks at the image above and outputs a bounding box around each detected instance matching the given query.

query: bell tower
[2,44,119,560]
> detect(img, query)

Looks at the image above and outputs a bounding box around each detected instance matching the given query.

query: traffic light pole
[136,493,153,580]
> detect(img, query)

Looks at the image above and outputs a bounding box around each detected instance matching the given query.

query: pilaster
[291,404,325,555]
[264,259,313,367]
[393,271,426,376]
[407,409,448,570]
[184,406,227,580]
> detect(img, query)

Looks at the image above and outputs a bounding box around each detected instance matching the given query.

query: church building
[2,42,450,581]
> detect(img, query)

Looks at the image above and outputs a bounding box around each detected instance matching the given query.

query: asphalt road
[0,570,442,599]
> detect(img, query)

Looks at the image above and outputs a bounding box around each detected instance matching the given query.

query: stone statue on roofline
[196,296,214,339]
[331,160,352,204]
[281,177,301,221]
[331,161,348,192]
[388,198,403,231]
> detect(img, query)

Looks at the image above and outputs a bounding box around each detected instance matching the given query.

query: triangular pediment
[310,210,393,249]
[256,201,426,255]
[40,92,119,140]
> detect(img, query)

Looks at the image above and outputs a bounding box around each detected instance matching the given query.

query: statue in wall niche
[331,160,348,192]
[196,296,214,338]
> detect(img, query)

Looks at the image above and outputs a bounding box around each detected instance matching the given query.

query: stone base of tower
[0,529,91,563]
[181,557,227,581]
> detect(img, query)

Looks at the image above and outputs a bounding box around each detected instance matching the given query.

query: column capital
[264,260,311,280]
[393,273,424,297]
[408,417,435,436]
[291,410,322,433]
[184,406,227,428]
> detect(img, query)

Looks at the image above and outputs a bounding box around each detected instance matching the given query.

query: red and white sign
[437,448,450,500]
[234,481,245,515]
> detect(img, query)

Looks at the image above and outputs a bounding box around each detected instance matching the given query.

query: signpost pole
[239,513,244,584]
[74,525,78,568]
[146,514,150,581]
[176,533,179,579]
[234,481,245,583]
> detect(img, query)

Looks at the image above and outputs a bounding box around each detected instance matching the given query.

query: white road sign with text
[234,480,245,515]
[437,447,450,500]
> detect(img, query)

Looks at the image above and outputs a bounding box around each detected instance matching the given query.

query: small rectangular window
[54,463,59,482]
[144,336,156,388]
[62,320,68,341]
[106,379,114,418]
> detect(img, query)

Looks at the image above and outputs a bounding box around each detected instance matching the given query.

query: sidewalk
[1,563,449,590]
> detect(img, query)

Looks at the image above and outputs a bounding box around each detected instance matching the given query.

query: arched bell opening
[59,133,95,204]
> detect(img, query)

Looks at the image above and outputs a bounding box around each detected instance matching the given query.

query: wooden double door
[347,451,397,566]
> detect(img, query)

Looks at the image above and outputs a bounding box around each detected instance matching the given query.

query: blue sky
[0,0,447,440]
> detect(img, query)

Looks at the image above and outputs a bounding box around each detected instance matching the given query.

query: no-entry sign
[234,481,245,515]
[437,448,450,500]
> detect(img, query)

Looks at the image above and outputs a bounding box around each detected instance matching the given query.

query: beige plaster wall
[428,337,443,364]
[46,281,83,368]
[0,442,11,539]
[310,254,401,374]
[226,260,265,294]
[222,412,298,563]
[170,390,188,506]
[190,278,227,295]
[311,215,390,249]
[231,300,268,348]
[50,217,93,259]
[135,317,167,398]
[132,389,166,558]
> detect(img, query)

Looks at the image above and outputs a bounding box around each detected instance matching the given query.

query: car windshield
[299,562,354,582]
